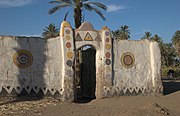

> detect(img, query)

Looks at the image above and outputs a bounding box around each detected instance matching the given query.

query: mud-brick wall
[113,40,163,95]
[0,36,63,96]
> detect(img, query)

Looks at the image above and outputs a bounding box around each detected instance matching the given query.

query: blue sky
[0,0,180,43]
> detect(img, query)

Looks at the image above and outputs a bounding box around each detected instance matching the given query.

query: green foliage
[49,0,107,28]
[171,30,180,57]
[147,34,177,67]
[160,43,177,66]
[141,31,152,40]
[172,30,180,45]
[161,66,180,79]
[112,25,130,40]
[42,23,59,39]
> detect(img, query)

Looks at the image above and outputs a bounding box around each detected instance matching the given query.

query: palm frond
[84,2,107,10]
[42,23,59,39]
[83,4,106,20]
[63,11,69,21]
[49,0,70,4]
[49,3,71,15]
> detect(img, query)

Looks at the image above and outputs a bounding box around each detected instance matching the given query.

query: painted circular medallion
[105,31,110,36]
[106,59,111,65]
[13,50,33,69]
[66,42,71,48]
[65,29,71,34]
[66,60,73,67]
[105,44,111,50]
[121,52,135,68]
[106,52,111,58]
[66,35,71,40]
[67,51,73,59]
[106,38,110,42]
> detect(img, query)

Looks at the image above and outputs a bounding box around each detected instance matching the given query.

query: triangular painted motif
[75,33,83,41]
[84,32,93,41]
[95,34,102,42]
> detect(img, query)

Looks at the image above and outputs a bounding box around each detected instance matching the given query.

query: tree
[172,30,180,57]
[141,31,152,40]
[161,43,177,66]
[172,30,180,45]
[112,25,130,40]
[152,34,163,44]
[151,34,176,66]
[42,23,59,39]
[49,0,107,28]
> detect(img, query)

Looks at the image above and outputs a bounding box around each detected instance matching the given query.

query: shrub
[161,66,180,80]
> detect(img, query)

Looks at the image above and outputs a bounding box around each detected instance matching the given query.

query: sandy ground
[0,80,180,116]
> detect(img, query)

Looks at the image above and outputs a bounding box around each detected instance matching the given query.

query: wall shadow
[0,36,48,105]
[163,79,180,95]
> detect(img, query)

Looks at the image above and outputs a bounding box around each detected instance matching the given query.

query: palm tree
[42,23,59,39]
[152,34,163,44]
[49,0,107,28]
[141,31,152,40]
[172,30,180,46]
[161,43,176,66]
[172,30,180,57]
[112,25,130,40]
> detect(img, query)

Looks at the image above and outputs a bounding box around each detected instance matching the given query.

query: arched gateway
[60,21,113,101]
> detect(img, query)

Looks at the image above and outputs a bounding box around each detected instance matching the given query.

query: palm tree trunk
[74,6,82,28]
[74,1,82,93]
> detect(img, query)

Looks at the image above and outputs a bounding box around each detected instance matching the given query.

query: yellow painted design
[66,35,71,40]
[84,32,93,41]
[60,21,71,37]
[106,44,111,50]
[67,51,73,59]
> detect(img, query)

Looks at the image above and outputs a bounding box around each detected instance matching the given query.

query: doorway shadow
[75,96,95,103]
[75,45,96,103]
[162,79,180,95]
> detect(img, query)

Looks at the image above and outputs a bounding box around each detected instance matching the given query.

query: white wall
[0,36,63,95]
[113,40,162,95]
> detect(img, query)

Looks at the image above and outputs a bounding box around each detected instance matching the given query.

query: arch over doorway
[60,21,113,102]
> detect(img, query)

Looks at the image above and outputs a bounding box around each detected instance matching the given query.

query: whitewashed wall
[113,40,162,95]
[0,22,163,102]
[0,36,63,96]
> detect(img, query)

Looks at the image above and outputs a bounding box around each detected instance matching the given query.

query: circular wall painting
[66,60,73,67]
[13,50,33,69]
[66,42,71,48]
[65,29,71,34]
[105,31,110,36]
[106,59,111,65]
[106,38,110,42]
[105,44,111,50]
[67,51,73,59]
[106,52,111,58]
[121,52,135,68]
[66,35,71,40]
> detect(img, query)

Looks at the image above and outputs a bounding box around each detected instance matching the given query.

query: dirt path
[0,80,180,116]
